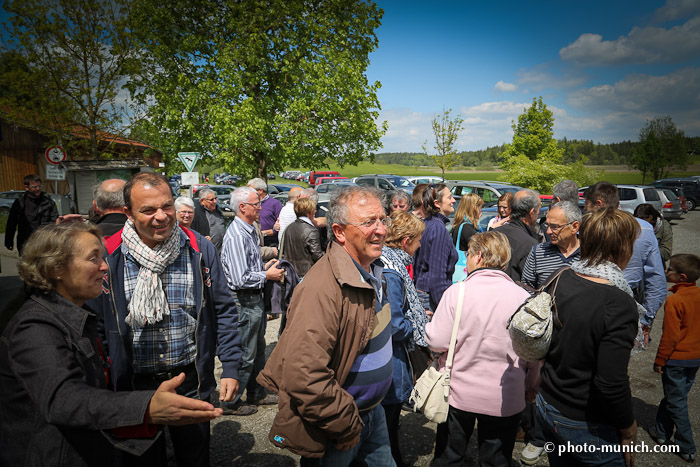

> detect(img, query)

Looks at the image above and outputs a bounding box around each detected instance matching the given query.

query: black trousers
[439,405,521,467]
[127,363,211,467]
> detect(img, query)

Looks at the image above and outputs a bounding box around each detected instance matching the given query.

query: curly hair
[18,222,103,293]
[385,211,425,249]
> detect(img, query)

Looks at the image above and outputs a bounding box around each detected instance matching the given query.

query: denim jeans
[536,393,625,466]
[300,404,396,467]
[223,290,267,407]
[654,365,698,454]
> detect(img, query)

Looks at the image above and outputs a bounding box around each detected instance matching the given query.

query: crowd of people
[1,173,698,467]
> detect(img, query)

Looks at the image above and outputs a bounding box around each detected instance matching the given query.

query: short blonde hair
[580,208,639,268]
[294,197,316,218]
[385,211,425,249]
[18,222,104,292]
[468,231,511,271]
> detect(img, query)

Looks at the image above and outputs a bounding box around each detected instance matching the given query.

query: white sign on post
[181,172,199,187]
[177,152,200,172]
[45,164,66,181]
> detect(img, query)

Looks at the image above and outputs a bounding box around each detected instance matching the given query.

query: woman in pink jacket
[425,230,530,466]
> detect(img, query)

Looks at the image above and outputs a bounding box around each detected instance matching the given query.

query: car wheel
[687,198,696,211]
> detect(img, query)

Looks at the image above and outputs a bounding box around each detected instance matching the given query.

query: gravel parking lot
[208,210,700,467]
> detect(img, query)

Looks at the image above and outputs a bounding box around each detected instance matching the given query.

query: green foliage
[629,116,688,182]
[500,97,602,193]
[130,0,386,180]
[0,0,141,157]
[422,107,464,179]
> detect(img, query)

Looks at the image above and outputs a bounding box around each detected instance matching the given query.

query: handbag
[409,281,465,423]
[452,223,469,283]
[506,266,568,362]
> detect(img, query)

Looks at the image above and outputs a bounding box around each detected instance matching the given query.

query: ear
[401,236,410,250]
[125,207,134,221]
[679,272,689,283]
[571,220,580,233]
[331,223,347,245]
[92,200,100,215]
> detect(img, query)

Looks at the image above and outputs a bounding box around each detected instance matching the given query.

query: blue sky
[368,0,700,152]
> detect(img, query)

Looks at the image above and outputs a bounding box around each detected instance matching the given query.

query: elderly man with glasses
[191,188,226,251]
[220,187,285,416]
[258,186,396,466]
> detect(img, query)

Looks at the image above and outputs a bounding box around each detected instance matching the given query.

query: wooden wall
[0,119,46,192]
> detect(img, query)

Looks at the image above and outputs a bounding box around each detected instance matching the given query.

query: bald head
[511,189,541,227]
[93,178,126,214]
[288,186,304,202]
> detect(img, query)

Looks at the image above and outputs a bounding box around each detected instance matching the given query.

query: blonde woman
[451,193,484,252]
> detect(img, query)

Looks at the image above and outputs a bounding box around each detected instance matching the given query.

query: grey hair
[327,185,383,242]
[198,188,215,201]
[174,196,195,211]
[552,180,579,203]
[510,189,540,220]
[231,186,258,214]
[92,180,125,211]
[391,190,411,208]
[552,200,582,224]
[247,177,268,192]
[302,187,319,203]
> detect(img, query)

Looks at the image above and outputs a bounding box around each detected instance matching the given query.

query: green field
[280,161,699,186]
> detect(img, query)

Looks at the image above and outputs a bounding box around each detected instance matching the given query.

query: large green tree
[1,0,142,158]
[130,0,386,179]
[422,107,464,180]
[501,97,600,192]
[629,116,688,182]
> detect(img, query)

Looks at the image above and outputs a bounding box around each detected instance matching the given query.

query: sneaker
[648,426,667,445]
[679,452,696,463]
[250,393,279,406]
[520,443,544,465]
[221,402,258,416]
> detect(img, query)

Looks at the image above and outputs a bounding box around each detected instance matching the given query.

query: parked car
[353,175,415,194]
[309,170,341,186]
[315,181,359,202]
[657,188,683,220]
[651,178,700,211]
[446,180,521,206]
[659,186,689,213]
[405,175,444,185]
[315,176,349,186]
[616,184,663,214]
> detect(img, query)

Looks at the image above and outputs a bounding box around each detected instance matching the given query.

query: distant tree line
[373,136,700,169]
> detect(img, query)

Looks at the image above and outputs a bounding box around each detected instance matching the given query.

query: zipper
[194,249,203,399]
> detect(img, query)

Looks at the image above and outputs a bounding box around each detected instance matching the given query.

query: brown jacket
[257,241,376,458]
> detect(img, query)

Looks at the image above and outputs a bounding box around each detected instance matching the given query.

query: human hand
[56,214,85,224]
[642,324,651,346]
[265,259,284,281]
[495,216,511,228]
[219,378,240,402]
[271,247,279,257]
[653,364,664,374]
[205,236,212,241]
[336,433,361,451]
[147,373,223,425]
[619,421,637,467]
[273,219,280,232]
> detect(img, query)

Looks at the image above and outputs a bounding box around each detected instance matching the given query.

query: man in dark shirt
[495,189,541,282]
[92,178,127,237]
[5,174,58,255]
[191,188,226,251]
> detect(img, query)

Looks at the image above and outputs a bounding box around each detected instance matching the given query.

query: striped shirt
[123,230,197,373]
[342,260,393,411]
[521,242,580,289]
[221,216,265,291]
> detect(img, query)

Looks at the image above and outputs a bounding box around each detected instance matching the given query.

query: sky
[367,0,700,153]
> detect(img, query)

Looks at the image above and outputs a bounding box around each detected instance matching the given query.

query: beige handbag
[409,281,465,424]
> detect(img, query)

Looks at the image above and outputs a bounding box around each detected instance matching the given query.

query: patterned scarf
[570,259,648,349]
[122,219,182,328]
[381,245,429,349]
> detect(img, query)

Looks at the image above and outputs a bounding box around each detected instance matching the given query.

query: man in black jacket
[93,178,128,237]
[495,189,541,281]
[191,188,226,250]
[5,174,58,255]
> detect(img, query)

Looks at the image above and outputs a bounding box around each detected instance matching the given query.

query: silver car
[616,185,663,214]
[657,188,683,220]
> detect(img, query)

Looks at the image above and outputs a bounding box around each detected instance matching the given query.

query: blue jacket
[382,271,414,405]
[87,226,241,401]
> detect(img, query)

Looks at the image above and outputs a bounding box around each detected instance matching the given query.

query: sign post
[177,152,201,172]
[45,147,67,193]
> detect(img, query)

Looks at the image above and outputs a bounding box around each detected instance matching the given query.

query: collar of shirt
[352,258,384,302]
[300,216,313,226]
[233,215,255,235]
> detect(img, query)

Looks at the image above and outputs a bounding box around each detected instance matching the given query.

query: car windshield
[388,176,414,188]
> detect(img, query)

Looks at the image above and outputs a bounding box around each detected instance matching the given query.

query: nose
[99,259,108,272]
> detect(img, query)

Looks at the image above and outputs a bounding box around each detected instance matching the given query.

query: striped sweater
[521,242,580,289]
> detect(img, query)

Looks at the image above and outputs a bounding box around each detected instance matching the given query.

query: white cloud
[516,66,589,91]
[494,80,517,92]
[559,16,700,65]
[653,0,700,23]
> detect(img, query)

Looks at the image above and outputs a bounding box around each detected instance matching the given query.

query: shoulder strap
[454,223,467,254]
[540,265,569,327]
[444,281,465,374]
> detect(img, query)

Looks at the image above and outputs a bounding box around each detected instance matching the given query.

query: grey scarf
[381,245,429,349]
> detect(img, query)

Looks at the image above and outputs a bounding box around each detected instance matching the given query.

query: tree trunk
[255,150,267,182]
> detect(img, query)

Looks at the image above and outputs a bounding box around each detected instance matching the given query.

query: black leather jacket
[5,192,58,253]
[0,292,157,466]
[281,218,324,277]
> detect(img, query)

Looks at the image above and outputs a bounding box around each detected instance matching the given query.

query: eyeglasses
[545,222,573,233]
[242,201,261,208]
[203,197,217,202]
[344,217,392,231]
